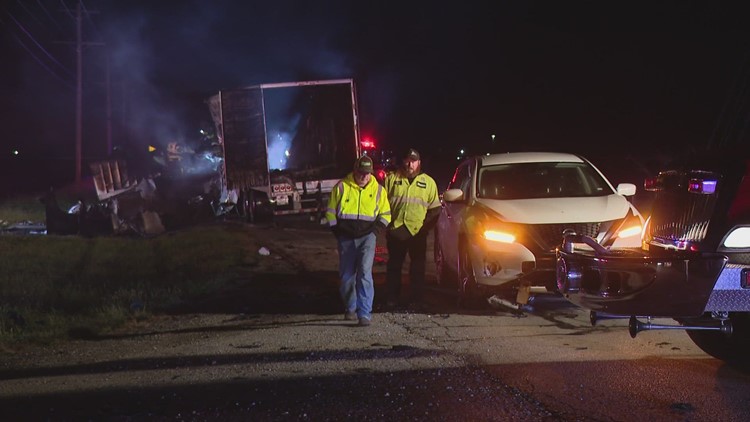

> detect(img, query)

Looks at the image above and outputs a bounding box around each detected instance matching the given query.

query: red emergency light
[687,178,717,194]
[361,137,376,149]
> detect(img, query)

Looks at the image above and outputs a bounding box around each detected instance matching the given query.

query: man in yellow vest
[326,155,391,326]
[384,148,441,308]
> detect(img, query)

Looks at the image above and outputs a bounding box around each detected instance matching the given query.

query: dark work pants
[386,230,428,301]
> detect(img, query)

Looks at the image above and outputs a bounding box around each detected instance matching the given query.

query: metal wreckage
[42,79,362,236]
[42,139,228,237]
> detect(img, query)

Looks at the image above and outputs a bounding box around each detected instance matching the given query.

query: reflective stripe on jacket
[326,173,391,238]
[384,171,440,235]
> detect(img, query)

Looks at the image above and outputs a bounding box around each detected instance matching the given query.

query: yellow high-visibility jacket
[385,171,440,236]
[326,173,391,238]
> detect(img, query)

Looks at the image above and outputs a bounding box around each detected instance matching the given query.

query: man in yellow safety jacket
[326,155,391,326]
[384,148,441,307]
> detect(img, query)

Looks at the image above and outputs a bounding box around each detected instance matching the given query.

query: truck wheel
[686,312,750,366]
[244,189,255,223]
[246,190,272,224]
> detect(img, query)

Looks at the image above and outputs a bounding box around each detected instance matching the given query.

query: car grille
[526,223,602,252]
[649,191,716,244]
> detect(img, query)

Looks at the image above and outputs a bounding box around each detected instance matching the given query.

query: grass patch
[0,223,261,347]
[0,194,47,225]
[0,189,89,226]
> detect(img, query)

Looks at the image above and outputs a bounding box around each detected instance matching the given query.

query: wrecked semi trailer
[207,79,361,221]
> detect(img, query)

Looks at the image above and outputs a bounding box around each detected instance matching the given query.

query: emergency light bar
[688,178,717,194]
[644,173,719,194]
[361,138,376,149]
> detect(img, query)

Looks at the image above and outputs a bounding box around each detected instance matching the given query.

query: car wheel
[457,239,484,309]
[685,313,750,367]
[433,229,454,286]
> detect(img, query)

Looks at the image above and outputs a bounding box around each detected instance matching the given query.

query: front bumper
[469,239,557,290]
[556,235,729,317]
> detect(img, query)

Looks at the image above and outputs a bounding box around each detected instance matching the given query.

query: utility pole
[105,53,112,156]
[59,1,104,184]
[75,1,82,184]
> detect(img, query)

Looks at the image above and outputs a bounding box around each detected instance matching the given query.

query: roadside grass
[0,194,47,225]
[0,188,91,226]
[0,223,259,347]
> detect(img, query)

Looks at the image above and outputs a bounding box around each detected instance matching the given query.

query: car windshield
[477,162,612,200]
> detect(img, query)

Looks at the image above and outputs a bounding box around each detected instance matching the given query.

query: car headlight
[467,210,517,244]
[615,212,643,240]
[617,224,643,239]
[483,230,516,243]
[723,227,750,248]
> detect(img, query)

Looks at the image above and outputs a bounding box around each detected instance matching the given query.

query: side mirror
[616,183,636,197]
[442,188,464,202]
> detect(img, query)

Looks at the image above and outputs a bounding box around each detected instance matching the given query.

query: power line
[59,0,75,20]
[6,1,108,183]
[80,0,101,39]
[0,14,75,88]
[6,10,75,78]
[35,0,65,31]
[3,30,75,89]
[56,0,106,184]
[16,0,47,29]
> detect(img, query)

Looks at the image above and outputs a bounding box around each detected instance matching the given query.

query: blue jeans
[336,232,377,320]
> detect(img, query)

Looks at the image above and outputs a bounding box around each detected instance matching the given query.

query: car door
[438,160,474,270]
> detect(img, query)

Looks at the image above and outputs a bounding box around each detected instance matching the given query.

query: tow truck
[556,149,750,365]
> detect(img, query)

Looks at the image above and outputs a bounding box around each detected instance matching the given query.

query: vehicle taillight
[741,268,750,289]
[376,169,386,181]
[644,177,661,192]
[687,178,717,194]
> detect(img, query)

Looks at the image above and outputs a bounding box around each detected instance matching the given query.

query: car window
[477,162,612,199]
[449,162,472,195]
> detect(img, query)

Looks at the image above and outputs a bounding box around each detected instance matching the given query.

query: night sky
[1,1,749,193]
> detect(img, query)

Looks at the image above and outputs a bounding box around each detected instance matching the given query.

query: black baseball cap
[354,155,374,174]
[404,148,420,161]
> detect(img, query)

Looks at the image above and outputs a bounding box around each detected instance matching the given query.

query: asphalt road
[1,222,749,421]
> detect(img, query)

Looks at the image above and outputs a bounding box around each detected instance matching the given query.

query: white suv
[434,152,643,307]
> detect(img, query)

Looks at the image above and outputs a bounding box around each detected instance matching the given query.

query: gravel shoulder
[0,223,562,421]
[5,223,748,421]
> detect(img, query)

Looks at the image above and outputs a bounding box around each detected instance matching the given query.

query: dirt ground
[0,222,561,421]
[3,220,750,422]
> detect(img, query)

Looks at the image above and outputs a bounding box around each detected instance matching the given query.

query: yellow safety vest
[385,171,440,235]
[326,173,391,236]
